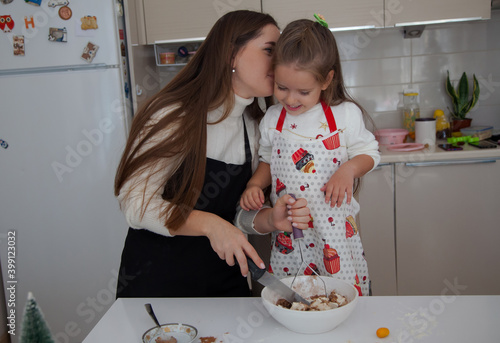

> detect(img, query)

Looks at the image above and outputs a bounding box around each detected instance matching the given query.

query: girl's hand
[320,166,355,207]
[270,194,310,232]
[320,155,375,207]
[205,216,265,277]
[240,185,265,211]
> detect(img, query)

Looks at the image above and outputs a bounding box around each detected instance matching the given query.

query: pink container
[375,129,409,145]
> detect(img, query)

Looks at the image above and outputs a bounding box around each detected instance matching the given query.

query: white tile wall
[338,10,500,130]
[153,11,500,131]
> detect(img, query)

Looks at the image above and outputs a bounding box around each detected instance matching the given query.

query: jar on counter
[433,109,451,139]
[403,92,420,140]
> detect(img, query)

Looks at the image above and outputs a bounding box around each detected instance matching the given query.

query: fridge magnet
[81,41,99,62]
[25,0,42,6]
[13,35,25,56]
[0,15,14,32]
[48,0,69,7]
[48,27,67,42]
[58,5,72,20]
[1,0,14,4]
[80,16,98,30]
[0,139,8,149]
[24,15,34,29]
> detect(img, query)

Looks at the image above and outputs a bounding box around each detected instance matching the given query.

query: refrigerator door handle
[0,63,117,76]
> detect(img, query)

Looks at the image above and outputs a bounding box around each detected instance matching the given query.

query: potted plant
[445,70,480,131]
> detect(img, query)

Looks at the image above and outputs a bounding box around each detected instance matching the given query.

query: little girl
[240,17,380,295]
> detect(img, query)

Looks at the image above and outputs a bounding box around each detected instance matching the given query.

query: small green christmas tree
[20,292,55,343]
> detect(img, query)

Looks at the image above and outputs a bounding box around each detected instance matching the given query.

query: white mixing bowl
[261,276,359,334]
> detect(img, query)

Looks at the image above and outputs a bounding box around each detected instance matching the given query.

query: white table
[83,296,500,342]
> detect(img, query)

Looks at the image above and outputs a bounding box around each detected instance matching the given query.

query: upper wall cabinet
[262,0,385,31]
[126,0,147,45]
[142,0,261,44]
[384,0,491,27]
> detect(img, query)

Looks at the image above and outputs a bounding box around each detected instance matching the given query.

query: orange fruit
[376,327,390,338]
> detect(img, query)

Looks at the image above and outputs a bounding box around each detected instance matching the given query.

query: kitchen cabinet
[395,158,500,296]
[262,0,385,31]
[125,0,147,45]
[384,0,491,27]
[357,164,397,296]
[132,0,492,45]
[359,153,500,296]
[141,0,261,44]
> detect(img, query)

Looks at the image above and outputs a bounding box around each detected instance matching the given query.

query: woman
[114,10,310,298]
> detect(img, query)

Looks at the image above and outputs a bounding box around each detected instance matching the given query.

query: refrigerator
[0,0,133,342]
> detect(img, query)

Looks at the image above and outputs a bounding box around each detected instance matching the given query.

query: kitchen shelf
[154,40,202,67]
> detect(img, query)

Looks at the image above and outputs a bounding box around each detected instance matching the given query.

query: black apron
[116,120,253,298]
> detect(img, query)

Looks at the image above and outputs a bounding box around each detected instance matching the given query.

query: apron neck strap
[276,107,287,132]
[242,117,252,163]
[321,101,337,133]
[276,101,337,133]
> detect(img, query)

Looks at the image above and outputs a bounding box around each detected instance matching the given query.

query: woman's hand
[272,194,310,232]
[204,214,265,277]
[206,223,265,277]
[253,194,310,234]
[174,210,265,277]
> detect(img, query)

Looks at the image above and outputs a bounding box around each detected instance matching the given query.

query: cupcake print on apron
[269,101,369,295]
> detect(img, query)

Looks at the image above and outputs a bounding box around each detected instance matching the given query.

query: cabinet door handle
[405,159,498,167]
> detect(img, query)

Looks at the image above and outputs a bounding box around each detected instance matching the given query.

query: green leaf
[465,74,480,115]
[471,73,480,109]
[456,72,469,117]
[458,72,469,101]
[445,71,459,115]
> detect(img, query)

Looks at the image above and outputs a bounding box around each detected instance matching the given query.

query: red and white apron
[269,101,369,296]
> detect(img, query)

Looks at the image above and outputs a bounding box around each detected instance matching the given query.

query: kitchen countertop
[379,141,500,164]
[83,296,500,342]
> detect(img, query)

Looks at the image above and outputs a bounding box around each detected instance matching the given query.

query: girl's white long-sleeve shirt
[117,95,261,237]
[258,101,380,169]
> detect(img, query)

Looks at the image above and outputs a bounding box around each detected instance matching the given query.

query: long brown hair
[114,11,278,231]
[273,19,375,193]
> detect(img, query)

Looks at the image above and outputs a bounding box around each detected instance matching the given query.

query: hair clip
[314,13,328,28]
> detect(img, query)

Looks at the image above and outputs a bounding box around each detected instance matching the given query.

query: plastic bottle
[433,109,451,139]
[403,91,420,140]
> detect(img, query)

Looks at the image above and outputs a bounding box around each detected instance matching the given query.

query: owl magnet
[81,41,98,62]
[0,139,8,149]
[0,15,14,33]
[1,0,14,4]
[13,35,24,56]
